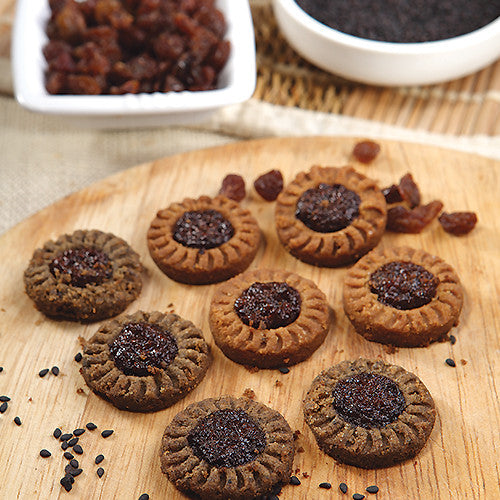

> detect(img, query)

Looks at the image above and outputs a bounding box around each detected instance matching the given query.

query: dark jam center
[234,282,302,329]
[173,209,234,250]
[49,248,112,287]
[369,261,439,310]
[109,322,178,376]
[295,183,361,233]
[187,409,266,468]
[333,372,406,428]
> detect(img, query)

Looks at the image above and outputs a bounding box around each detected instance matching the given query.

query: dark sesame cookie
[24,229,143,322]
[147,195,261,285]
[80,310,211,412]
[303,358,436,469]
[275,166,387,267]
[343,246,463,347]
[160,396,294,499]
[209,268,331,368]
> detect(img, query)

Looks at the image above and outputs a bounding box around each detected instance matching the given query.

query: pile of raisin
[43,0,230,95]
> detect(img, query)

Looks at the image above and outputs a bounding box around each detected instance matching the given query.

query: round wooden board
[0,137,498,499]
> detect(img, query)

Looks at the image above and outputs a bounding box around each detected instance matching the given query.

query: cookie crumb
[302,472,310,478]
[384,344,398,354]
[460,359,467,365]
[296,446,305,453]
[242,388,256,399]
[275,380,283,387]
[245,366,260,373]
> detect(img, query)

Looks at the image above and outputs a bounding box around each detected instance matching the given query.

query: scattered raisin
[438,212,478,236]
[219,174,246,202]
[352,140,380,164]
[382,184,403,204]
[398,173,421,208]
[387,200,443,233]
[254,170,284,201]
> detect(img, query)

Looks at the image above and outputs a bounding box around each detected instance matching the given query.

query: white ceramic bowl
[12,0,256,128]
[273,0,500,87]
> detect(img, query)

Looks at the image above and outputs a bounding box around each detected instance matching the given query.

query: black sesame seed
[290,475,301,485]
[278,367,290,374]
[51,366,60,376]
[74,353,82,363]
[445,358,456,367]
[14,416,22,426]
[339,482,348,493]
[0,367,3,373]
[95,454,104,464]
[69,459,79,469]
[353,494,365,500]
[53,428,62,439]
[61,441,70,451]
[449,335,456,345]
[101,429,114,438]
[319,482,332,489]
[96,467,104,478]
[86,422,97,431]
[40,449,52,458]
[366,485,379,494]
[73,444,83,455]
[68,437,79,447]
[60,475,73,491]
[65,465,82,477]
[60,433,73,442]
[0,396,10,402]
[73,428,85,436]
[39,368,49,378]
[138,495,149,500]
[0,402,8,413]
[63,452,74,460]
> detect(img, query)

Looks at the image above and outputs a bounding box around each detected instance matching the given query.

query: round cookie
[343,246,463,347]
[209,268,331,368]
[275,165,387,267]
[303,358,436,469]
[147,195,261,285]
[160,395,294,499]
[24,229,143,322]
[80,310,211,412]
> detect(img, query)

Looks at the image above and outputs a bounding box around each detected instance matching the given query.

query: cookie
[303,358,436,469]
[275,165,387,267]
[209,268,331,368]
[24,229,143,322]
[80,310,211,412]
[160,396,294,499]
[147,195,261,285]
[343,246,463,347]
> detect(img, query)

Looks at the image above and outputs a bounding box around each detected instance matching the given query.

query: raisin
[438,212,477,235]
[382,184,403,204]
[387,200,443,233]
[254,170,284,201]
[352,140,380,164]
[398,173,421,208]
[219,174,246,202]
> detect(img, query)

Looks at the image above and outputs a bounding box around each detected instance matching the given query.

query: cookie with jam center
[209,268,331,368]
[23,229,143,322]
[80,310,211,412]
[160,396,294,499]
[275,166,387,267]
[343,246,463,347]
[147,195,261,285]
[303,358,436,469]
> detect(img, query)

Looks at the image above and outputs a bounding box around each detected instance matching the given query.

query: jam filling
[187,409,266,468]
[369,261,439,310]
[109,322,178,376]
[295,183,361,233]
[49,248,112,287]
[234,281,302,329]
[173,209,234,251]
[333,372,406,428]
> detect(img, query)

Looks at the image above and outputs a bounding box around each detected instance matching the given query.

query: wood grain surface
[0,137,498,500]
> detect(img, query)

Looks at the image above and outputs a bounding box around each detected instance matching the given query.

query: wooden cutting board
[0,137,498,500]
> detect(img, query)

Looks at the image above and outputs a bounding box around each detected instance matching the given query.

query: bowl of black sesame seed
[272,0,500,86]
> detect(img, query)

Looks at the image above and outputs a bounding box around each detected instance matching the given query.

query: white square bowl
[12,0,256,128]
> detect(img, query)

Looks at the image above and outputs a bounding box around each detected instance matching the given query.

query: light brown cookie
[303,358,436,469]
[275,165,387,267]
[209,268,331,368]
[343,246,463,347]
[160,396,294,499]
[147,195,261,285]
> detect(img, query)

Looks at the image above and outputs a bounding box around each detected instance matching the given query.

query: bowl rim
[12,0,256,116]
[275,0,500,55]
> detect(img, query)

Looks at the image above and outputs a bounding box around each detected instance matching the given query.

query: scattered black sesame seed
[40,449,52,458]
[96,467,104,478]
[51,366,60,376]
[0,367,3,373]
[101,429,114,438]
[366,485,379,494]
[53,428,62,439]
[339,482,348,494]
[0,401,8,413]
[290,476,301,485]
[445,358,456,367]
[73,428,85,436]
[86,422,97,431]
[39,368,49,378]
[95,454,104,465]
[138,495,149,500]
[319,482,332,489]
[69,459,79,469]
[60,433,72,442]
[278,367,290,374]
[0,396,10,402]
[74,353,83,363]
[14,416,22,426]
[449,335,456,345]
[60,475,73,492]
[65,465,83,477]
[63,452,74,460]
[353,494,365,500]
[68,437,79,447]
[73,444,83,455]
[61,441,70,451]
